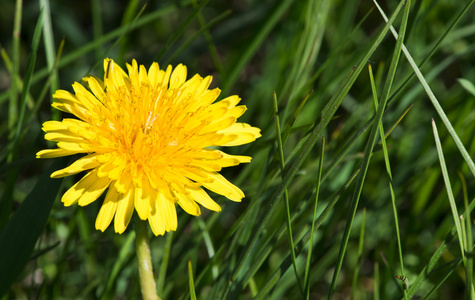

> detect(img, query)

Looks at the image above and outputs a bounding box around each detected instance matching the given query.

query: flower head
[37,59,261,235]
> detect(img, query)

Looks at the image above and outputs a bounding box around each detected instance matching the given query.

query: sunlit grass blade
[328,1,410,297]
[458,78,475,97]
[304,136,324,300]
[374,0,475,177]
[273,92,303,295]
[374,261,380,300]
[388,0,475,106]
[350,208,366,300]
[431,119,465,262]
[369,63,407,298]
[188,259,197,300]
[0,157,68,297]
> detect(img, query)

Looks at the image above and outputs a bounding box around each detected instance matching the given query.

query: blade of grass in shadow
[100,231,135,300]
[375,261,380,300]
[0,9,45,232]
[154,0,209,63]
[13,9,44,149]
[32,36,65,121]
[273,92,303,296]
[164,9,231,66]
[221,0,295,96]
[0,157,68,297]
[375,0,475,177]
[459,171,474,298]
[328,1,410,297]
[188,259,197,300]
[350,208,366,300]
[157,231,173,296]
[191,0,224,76]
[422,257,463,300]
[91,0,104,61]
[304,136,324,300]
[431,119,465,263]
[86,3,147,74]
[227,4,406,297]
[369,64,407,299]
[407,196,475,298]
[9,0,22,135]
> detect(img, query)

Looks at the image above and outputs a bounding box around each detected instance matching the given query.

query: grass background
[1,0,475,299]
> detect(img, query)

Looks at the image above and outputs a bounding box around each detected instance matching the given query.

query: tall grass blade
[328,1,410,297]
[0,157,68,297]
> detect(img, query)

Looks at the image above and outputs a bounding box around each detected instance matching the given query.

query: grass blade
[431,119,465,266]
[374,0,475,177]
[0,157,68,297]
[328,1,410,297]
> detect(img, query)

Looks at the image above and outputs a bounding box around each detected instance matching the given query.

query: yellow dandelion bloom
[37,58,261,236]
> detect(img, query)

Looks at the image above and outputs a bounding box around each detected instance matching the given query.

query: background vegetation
[1,0,475,299]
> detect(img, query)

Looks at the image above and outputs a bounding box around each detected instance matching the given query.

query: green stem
[135,219,161,300]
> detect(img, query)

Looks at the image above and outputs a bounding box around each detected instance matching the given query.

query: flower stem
[135,218,161,300]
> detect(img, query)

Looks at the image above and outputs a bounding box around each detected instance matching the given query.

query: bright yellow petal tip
[37,58,260,235]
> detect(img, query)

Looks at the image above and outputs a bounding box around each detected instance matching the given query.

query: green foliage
[1,0,474,299]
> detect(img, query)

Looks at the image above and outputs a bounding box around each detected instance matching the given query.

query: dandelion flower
[37,58,261,236]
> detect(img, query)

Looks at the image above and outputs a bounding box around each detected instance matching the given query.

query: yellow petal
[62,169,111,206]
[169,64,187,89]
[188,188,221,212]
[95,184,120,232]
[134,186,150,220]
[202,173,244,202]
[175,191,200,216]
[57,142,87,152]
[158,192,177,231]
[51,154,101,178]
[114,180,134,234]
[45,132,86,143]
[214,151,252,167]
[218,123,261,146]
[36,148,77,159]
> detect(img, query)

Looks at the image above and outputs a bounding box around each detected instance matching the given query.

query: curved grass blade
[375,0,475,177]
[350,208,366,300]
[0,157,68,297]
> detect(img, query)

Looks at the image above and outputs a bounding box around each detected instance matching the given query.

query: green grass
[1,0,475,299]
